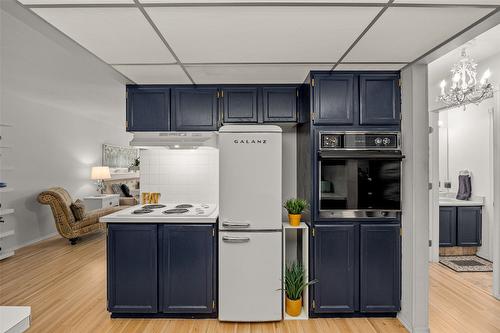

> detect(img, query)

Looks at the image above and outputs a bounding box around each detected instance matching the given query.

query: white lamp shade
[91,166,111,180]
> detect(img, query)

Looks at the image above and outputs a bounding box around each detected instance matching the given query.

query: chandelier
[439,48,493,110]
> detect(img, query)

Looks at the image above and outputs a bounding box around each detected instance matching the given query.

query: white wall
[0,1,130,252]
[438,100,495,260]
[140,148,219,204]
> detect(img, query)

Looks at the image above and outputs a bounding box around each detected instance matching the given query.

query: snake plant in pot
[284,261,317,317]
[283,198,308,226]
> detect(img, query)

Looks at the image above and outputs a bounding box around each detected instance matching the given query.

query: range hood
[130,132,218,149]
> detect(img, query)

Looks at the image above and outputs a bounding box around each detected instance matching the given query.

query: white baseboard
[12,232,59,251]
[398,313,430,333]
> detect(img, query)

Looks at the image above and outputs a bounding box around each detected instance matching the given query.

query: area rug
[439,255,493,272]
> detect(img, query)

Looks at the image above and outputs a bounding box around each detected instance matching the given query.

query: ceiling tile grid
[112,64,191,83]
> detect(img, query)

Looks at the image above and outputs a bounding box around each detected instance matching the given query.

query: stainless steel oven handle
[222,236,250,243]
[222,220,250,228]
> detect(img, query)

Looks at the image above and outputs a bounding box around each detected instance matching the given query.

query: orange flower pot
[285,297,302,317]
[288,214,301,227]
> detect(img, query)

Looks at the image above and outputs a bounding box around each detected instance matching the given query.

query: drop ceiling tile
[146,6,380,63]
[113,65,191,84]
[186,64,334,84]
[335,63,406,70]
[394,0,500,4]
[31,8,175,64]
[344,7,493,62]
[20,0,133,4]
[141,0,385,3]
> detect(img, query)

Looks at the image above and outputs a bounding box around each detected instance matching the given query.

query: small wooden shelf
[0,209,14,216]
[282,222,309,320]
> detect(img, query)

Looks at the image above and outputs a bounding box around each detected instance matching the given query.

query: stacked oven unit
[297,71,403,317]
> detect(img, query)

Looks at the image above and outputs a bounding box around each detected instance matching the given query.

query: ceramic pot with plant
[283,198,308,226]
[284,262,317,317]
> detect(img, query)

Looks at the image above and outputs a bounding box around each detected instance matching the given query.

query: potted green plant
[284,261,317,317]
[283,198,308,226]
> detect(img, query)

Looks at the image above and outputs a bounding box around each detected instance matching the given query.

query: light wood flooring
[1,232,499,333]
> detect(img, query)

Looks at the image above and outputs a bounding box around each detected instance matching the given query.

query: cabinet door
[313,74,355,125]
[313,223,358,313]
[262,86,297,122]
[360,224,401,313]
[159,225,215,314]
[107,224,158,313]
[439,207,457,247]
[127,88,170,131]
[457,207,482,246]
[359,74,400,126]
[222,87,259,123]
[172,88,219,131]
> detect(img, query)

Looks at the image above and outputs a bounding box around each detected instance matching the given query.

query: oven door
[318,150,403,219]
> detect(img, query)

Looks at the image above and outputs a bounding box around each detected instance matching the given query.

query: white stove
[99,203,218,224]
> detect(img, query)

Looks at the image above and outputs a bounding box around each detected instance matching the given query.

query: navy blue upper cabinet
[439,207,457,247]
[262,86,298,122]
[313,74,355,125]
[107,224,158,313]
[127,87,170,131]
[457,207,482,246]
[221,87,259,123]
[171,88,219,131]
[359,74,400,126]
[360,224,401,313]
[313,223,358,313]
[159,224,215,314]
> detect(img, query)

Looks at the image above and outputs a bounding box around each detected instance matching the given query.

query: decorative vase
[288,213,301,226]
[285,297,302,317]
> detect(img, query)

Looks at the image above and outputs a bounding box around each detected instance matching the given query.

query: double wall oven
[317,131,403,219]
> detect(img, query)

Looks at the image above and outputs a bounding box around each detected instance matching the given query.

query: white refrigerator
[218,125,282,322]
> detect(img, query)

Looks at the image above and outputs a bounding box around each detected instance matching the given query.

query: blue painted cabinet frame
[262,86,298,122]
[439,207,457,247]
[313,223,359,313]
[360,224,401,313]
[159,224,216,314]
[221,87,259,123]
[171,88,219,131]
[107,224,158,313]
[457,207,482,246]
[127,87,170,131]
[359,74,400,126]
[312,73,356,125]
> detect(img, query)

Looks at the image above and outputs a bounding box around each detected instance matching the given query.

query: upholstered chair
[37,187,123,245]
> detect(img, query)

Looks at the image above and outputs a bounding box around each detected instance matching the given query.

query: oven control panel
[320,132,400,150]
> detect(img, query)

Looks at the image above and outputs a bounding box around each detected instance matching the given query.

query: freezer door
[219,130,282,231]
[219,231,282,322]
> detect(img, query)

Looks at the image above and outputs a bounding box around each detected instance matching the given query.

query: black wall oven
[318,131,403,219]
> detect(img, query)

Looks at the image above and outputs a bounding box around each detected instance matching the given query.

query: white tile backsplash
[140,148,219,204]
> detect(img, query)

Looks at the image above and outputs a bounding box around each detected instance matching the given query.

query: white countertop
[100,203,218,223]
[0,306,31,333]
[439,194,484,207]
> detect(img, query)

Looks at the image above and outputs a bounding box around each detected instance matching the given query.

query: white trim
[429,112,440,263]
[493,85,500,300]
[12,232,59,252]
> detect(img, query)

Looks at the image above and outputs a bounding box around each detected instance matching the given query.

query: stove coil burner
[163,208,189,215]
[142,204,166,209]
[175,204,194,209]
[132,209,153,214]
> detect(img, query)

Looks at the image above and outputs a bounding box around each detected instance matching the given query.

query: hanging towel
[456,175,472,200]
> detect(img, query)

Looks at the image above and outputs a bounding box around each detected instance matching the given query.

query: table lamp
[91,166,111,195]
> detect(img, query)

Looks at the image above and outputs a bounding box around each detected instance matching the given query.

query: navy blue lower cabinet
[313,223,358,313]
[457,207,482,246]
[359,224,401,313]
[159,224,216,314]
[107,224,158,313]
[439,207,457,247]
[171,88,219,131]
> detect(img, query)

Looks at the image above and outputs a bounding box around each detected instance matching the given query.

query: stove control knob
[383,137,391,146]
[375,137,383,146]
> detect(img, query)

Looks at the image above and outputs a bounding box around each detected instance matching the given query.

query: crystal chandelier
[439,48,493,110]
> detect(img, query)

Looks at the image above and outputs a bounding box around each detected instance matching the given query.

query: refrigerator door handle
[222,220,251,228]
[222,236,251,243]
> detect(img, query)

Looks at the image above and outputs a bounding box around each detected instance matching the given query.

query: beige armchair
[38,187,124,245]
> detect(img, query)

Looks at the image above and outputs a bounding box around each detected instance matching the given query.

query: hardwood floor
[0,232,498,333]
